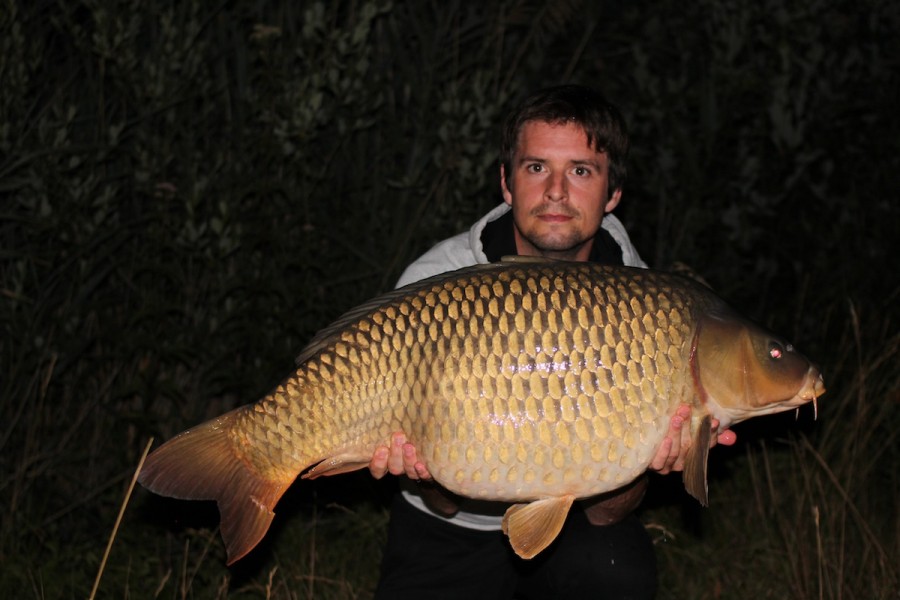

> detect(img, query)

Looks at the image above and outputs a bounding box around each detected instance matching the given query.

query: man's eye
[526,164,543,173]
[573,166,590,176]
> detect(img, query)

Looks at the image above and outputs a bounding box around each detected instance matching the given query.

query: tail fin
[138,407,295,564]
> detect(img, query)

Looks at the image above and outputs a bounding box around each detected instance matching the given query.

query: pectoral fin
[501,495,575,559]
[302,452,372,479]
[683,414,712,506]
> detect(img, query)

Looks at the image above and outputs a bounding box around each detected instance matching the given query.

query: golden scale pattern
[236,263,699,500]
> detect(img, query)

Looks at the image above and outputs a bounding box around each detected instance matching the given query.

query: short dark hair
[500,84,629,193]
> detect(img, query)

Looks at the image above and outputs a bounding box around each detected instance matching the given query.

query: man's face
[501,120,622,261]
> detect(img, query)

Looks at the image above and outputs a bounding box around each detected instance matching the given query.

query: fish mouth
[794,368,826,419]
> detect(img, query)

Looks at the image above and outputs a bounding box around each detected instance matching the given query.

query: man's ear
[605,188,623,213]
[501,164,513,206]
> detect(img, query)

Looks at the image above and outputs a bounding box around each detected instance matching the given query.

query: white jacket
[396,202,647,529]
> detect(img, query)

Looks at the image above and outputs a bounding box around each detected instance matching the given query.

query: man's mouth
[536,213,574,222]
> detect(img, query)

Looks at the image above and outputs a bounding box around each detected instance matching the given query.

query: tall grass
[1,0,898,597]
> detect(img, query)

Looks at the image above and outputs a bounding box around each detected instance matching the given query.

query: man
[369,84,735,599]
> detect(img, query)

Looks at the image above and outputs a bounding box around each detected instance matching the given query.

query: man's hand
[649,405,737,475]
[369,432,433,481]
[369,432,461,516]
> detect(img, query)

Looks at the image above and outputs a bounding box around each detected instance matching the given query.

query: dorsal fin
[497,255,561,265]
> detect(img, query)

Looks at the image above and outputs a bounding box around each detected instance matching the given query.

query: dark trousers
[375,494,657,600]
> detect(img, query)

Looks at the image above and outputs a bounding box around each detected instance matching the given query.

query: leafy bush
[1,0,896,597]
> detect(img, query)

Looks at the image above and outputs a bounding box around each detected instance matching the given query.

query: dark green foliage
[1,0,897,597]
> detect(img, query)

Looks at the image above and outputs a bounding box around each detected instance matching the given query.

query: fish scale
[139,259,825,563]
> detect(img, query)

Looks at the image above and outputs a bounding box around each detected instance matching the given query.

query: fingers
[400,437,421,479]
[709,418,737,447]
[369,445,390,479]
[649,437,673,472]
[650,405,691,474]
[387,432,408,476]
[649,407,739,476]
[717,429,737,446]
[413,461,432,480]
[371,432,433,481]
[402,439,433,481]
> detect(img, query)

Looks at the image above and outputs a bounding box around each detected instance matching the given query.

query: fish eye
[769,342,784,360]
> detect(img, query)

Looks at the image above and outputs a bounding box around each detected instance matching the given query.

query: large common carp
[139,258,824,563]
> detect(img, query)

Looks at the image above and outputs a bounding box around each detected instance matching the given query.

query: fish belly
[417,344,693,501]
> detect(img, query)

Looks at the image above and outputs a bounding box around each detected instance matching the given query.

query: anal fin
[301,452,372,479]
[501,495,575,559]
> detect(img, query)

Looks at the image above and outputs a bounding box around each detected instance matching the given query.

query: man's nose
[544,171,567,201]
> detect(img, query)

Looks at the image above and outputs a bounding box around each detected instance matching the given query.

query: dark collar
[481,209,624,265]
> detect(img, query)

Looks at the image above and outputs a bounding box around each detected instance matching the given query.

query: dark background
[2,1,898,597]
